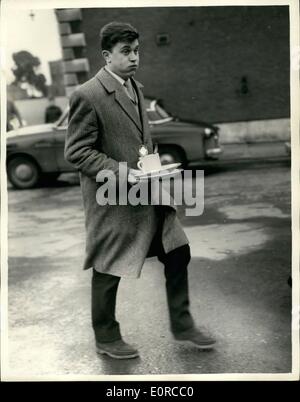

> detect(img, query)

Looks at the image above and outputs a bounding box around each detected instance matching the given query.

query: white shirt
[104,66,126,86]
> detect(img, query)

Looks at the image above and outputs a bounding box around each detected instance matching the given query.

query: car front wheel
[7,156,41,189]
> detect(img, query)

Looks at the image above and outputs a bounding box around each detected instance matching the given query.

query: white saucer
[134,163,181,177]
[135,168,183,181]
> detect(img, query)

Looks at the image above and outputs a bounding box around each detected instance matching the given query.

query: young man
[65,21,216,359]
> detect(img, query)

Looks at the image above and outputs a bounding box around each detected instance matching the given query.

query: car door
[53,112,75,172]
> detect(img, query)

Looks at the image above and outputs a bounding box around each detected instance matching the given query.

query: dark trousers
[92,244,195,342]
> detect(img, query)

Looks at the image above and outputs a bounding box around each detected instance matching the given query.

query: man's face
[103,39,139,79]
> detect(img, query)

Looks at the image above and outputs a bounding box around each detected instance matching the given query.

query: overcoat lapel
[114,88,143,133]
[96,68,143,134]
[132,79,148,144]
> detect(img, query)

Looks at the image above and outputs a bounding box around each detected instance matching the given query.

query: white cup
[137,153,161,173]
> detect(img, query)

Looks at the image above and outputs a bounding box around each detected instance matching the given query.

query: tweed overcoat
[65,67,189,278]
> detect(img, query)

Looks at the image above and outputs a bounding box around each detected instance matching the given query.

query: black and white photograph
[1,0,299,381]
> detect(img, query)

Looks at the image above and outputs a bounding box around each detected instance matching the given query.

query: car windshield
[145,99,173,123]
[56,109,69,128]
[56,99,173,128]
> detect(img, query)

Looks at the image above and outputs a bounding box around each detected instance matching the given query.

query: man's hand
[128,168,141,185]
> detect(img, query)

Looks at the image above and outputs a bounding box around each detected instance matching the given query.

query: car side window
[147,110,161,121]
[156,104,169,119]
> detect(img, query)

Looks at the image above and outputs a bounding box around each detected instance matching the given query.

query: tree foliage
[12,50,48,97]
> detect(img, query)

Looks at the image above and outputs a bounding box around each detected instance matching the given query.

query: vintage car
[6,98,222,189]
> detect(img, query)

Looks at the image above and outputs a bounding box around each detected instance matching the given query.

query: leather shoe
[174,327,216,349]
[96,339,139,359]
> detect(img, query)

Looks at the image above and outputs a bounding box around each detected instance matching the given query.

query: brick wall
[81,6,290,125]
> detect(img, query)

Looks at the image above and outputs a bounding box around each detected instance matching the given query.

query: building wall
[49,60,66,97]
[81,6,290,125]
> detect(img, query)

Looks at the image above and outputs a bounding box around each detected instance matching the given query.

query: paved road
[6,161,292,378]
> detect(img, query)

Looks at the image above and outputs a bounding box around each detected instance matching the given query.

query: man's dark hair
[100,21,139,51]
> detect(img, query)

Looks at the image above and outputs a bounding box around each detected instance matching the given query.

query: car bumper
[205,147,223,158]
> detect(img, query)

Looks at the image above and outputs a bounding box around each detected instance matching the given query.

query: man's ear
[102,50,111,63]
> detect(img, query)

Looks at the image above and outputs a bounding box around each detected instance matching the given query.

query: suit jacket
[65,67,189,278]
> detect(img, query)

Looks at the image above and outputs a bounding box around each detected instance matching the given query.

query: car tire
[159,146,186,166]
[7,156,41,189]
